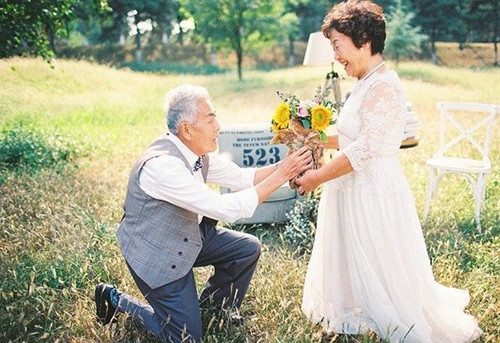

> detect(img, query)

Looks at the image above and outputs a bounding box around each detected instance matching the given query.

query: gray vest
[116,134,209,289]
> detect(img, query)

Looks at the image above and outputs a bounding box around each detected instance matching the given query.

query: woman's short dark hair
[321,0,386,55]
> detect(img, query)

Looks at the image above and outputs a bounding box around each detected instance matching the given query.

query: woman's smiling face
[329,29,371,79]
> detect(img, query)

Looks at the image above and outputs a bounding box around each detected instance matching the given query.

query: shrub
[283,193,320,253]
[120,61,228,75]
[0,126,81,181]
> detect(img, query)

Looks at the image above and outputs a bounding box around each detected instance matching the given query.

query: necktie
[193,156,203,172]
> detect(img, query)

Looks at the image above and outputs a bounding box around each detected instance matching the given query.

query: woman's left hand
[295,169,321,196]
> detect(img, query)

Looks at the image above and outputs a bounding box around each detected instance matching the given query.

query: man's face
[187,99,220,156]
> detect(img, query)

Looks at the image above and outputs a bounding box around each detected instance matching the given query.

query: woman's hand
[322,135,339,150]
[295,151,354,195]
[295,169,321,196]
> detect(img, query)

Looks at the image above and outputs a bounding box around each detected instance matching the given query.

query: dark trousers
[117,219,261,342]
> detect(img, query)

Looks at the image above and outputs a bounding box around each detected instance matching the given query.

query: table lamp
[303,31,341,104]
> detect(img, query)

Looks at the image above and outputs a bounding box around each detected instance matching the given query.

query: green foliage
[0,125,81,180]
[408,0,466,61]
[386,0,427,65]
[468,0,499,41]
[107,0,178,54]
[121,61,227,75]
[287,0,331,41]
[283,194,319,253]
[188,0,283,80]
[0,0,109,60]
[279,12,300,40]
[468,0,499,66]
[56,41,308,72]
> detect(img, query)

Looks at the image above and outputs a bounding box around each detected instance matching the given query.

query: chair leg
[423,168,436,220]
[473,173,489,232]
[478,173,487,204]
[473,184,482,232]
[460,173,482,232]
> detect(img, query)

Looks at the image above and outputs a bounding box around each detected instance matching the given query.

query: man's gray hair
[164,84,210,134]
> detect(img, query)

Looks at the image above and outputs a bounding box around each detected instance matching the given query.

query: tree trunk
[430,31,437,64]
[119,16,126,45]
[288,37,295,67]
[162,27,169,45]
[237,49,243,81]
[210,51,217,66]
[82,20,90,45]
[177,16,184,45]
[119,32,126,46]
[494,0,499,66]
[47,26,56,55]
[177,30,184,44]
[235,23,243,80]
[135,31,142,62]
[495,40,498,67]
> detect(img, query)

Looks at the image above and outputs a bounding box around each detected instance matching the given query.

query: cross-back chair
[423,101,499,231]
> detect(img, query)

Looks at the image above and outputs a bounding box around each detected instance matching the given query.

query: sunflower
[311,105,332,131]
[273,103,290,129]
[271,122,280,133]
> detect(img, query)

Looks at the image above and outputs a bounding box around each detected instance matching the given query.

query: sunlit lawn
[0,58,498,342]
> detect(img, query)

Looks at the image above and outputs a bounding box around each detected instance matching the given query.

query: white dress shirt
[139,134,259,223]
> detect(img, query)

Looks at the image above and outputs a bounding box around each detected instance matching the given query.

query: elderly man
[94,84,312,342]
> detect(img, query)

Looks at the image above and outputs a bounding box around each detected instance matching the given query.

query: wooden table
[400,136,419,149]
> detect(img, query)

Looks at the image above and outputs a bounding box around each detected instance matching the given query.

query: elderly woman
[296,1,482,342]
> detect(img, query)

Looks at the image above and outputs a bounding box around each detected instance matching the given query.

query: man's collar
[167,133,199,169]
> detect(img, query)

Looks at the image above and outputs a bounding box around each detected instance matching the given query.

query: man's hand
[277,146,313,182]
[254,146,313,204]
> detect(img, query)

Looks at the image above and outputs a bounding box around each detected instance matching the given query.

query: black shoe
[95,282,118,325]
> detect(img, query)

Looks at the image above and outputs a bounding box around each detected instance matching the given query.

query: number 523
[242,147,281,167]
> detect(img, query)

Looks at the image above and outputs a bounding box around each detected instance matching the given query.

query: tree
[98,0,129,45]
[279,0,325,67]
[469,0,499,66]
[70,0,114,45]
[106,0,176,61]
[279,12,300,67]
[294,0,330,41]
[409,0,464,63]
[385,0,427,66]
[0,0,108,60]
[150,0,181,45]
[189,0,281,80]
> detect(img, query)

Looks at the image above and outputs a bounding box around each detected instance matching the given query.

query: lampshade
[303,31,335,65]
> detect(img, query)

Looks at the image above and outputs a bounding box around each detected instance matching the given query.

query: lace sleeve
[342,80,406,171]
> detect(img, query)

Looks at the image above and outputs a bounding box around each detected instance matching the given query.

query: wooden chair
[423,102,499,231]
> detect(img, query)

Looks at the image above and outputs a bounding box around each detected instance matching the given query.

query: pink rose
[298,106,309,118]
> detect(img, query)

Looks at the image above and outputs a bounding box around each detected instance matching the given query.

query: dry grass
[436,42,498,67]
[0,57,499,342]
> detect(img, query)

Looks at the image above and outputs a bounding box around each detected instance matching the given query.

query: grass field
[0,58,499,342]
[435,42,498,68]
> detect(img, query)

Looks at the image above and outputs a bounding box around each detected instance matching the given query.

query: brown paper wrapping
[270,120,324,189]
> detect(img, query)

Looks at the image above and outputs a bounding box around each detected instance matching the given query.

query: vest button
[171,265,176,269]
[184,238,188,242]
[178,251,183,256]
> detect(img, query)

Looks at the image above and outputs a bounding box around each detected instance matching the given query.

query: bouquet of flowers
[270,83,340,188]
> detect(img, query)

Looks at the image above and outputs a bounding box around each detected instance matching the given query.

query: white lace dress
[301,70,482,342]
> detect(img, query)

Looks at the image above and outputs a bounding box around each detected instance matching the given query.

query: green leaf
[302,120,310,129]
[319,131,327,142]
